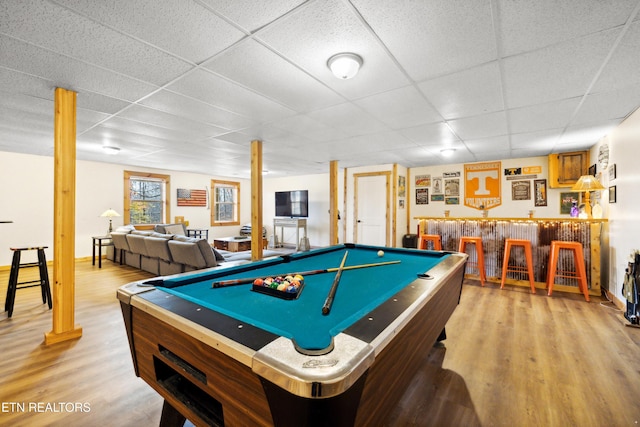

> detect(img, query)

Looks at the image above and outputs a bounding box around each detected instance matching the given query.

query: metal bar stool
[5,246,52,318]
[458,237,486,286]
[419,234,442,251]
[546,240,590,302]
[500,239,536,293]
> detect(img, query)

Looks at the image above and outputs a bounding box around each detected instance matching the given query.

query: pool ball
[377,250,384,257]
[253,278,264,286]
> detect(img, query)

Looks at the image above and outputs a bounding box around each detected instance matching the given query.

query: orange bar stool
[458,237,486,286]
[500,239,536,293]
[419,234,442,251]
[546,241,590,302]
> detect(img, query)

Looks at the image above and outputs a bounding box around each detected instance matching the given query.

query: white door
[355,174,388,246]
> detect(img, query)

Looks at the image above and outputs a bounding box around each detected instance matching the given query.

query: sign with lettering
[464,161,501,210]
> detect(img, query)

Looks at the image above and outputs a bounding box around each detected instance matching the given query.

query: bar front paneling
[415,217,606,296]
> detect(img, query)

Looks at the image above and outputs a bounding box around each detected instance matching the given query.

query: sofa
[110,224,281,275]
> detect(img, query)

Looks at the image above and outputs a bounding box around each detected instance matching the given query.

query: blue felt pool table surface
[158,244,450,351]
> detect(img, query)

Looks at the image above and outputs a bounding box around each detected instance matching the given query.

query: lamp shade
[100,208,121,218]
[327,53,363,79]
[571,175,605,192]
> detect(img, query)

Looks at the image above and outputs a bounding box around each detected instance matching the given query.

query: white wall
[0,152,251,266]
[598,108,640,299]
[262,172,337,248]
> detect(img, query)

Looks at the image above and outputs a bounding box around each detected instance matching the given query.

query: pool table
[118,243,467,426]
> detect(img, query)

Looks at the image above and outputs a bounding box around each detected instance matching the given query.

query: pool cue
[321,251,349,315]
[211,259,400,288]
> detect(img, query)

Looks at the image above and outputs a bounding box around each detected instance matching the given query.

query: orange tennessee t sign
[464,161,502,210]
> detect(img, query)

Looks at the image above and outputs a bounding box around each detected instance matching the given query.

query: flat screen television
[275,190,308,218]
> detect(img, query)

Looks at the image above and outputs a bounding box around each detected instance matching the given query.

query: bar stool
[546,241,590,301]
[500,239,536,293]
[419,234,442,251]
[4,246,52,318]
[458,237,486,286]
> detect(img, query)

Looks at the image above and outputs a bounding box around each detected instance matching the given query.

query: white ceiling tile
[556,121,620,147]
[139,90,257,130]
[574,84,640,125]
[204,39,344,112]
[269,115,349,143]
[498,0,638,56]
[592,21,640,93]
[116,105,229,139]
[199,0,306,33]
[56,0,245,64]
[167,69,295,123]
[1,0,192,85]
[257,0,409,100]
[510,129,561,150]
[306,102,389,137]
[464,136,510,153]
[400,122,460,146]
[0,35,158,101]
[354,85,442,129]
[502,29,621,109]
[419,62,504,120]
[351,0,497,81]
[449,111,508,140]
[508,98,581,134]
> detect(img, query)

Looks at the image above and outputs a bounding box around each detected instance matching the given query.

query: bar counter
[415,217,607,296]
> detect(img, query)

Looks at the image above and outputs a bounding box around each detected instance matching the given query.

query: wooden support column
[45,87,82,345]
[251,140,263,262]
[329,160,339,245]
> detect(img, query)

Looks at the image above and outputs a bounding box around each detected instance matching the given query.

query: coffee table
[213,236,267,252]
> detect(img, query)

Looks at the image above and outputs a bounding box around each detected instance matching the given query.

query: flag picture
[177,189,207,207]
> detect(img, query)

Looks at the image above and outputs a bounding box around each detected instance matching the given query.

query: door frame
[353,171,391,246]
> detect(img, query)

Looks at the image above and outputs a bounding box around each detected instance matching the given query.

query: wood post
[45,87,83,345]
[251,140,263,262]
[330,161,339,245]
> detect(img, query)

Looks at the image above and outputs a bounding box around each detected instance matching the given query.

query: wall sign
[464,161,501,210]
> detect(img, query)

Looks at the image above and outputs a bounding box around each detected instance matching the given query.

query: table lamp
[100,208,121,233]
[571,175,605,218]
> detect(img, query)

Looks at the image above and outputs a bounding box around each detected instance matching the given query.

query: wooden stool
[5,246,52,318]
[458,237,486,286]
[419,234,442,251]
[546,241,590,302]
[500,239,536,293]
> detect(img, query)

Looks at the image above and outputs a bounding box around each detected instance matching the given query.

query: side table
[92,236,113,268]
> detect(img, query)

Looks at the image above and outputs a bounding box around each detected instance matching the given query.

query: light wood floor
[1,259,639,426]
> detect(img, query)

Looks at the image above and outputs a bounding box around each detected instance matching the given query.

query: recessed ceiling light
[440,148,456,157]
[327,53,363,80]
[102,146,120,155]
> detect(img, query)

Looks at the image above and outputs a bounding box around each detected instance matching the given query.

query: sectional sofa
[109,223,271,276]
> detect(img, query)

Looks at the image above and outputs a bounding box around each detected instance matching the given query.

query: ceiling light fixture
[440,148,456,157]
[102,145,120,155]
[327,53,363,80]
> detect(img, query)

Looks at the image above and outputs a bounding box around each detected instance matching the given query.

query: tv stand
[273,218,307,251]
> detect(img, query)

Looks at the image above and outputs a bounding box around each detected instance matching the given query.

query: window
[211,180,240,226]
[124,171,170,226]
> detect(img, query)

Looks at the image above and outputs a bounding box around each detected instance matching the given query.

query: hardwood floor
[1,259,639,426]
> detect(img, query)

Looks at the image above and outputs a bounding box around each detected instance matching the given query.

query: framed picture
[609,164,616,181]
[511,180,531,201]
[534,179,547,207]
[588,164,596,177]
[609,186,617,203]
[416,188,429,205]
[560,192,580,214]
